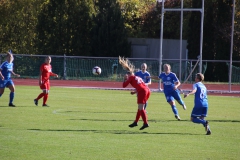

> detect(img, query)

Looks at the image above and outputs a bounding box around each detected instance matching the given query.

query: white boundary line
[61,86,240,95]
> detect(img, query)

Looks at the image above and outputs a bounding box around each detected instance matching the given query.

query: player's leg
[129,93,144,128]
[7,80,16,107]
[42,83,50,106]
[139,89,149,130]
[34,82,47,106]
[174,90,187,110]
[42,90,49,106]
[166,94,180,120]
[144,88,150,111]
[138,103,149,130]
[0,79,6,97]
[191,107,206,125]
[0,88,5,97]
[200,107,211,135]
[191,107,211,135]
[144,102,148,110]
[34,84,45,106]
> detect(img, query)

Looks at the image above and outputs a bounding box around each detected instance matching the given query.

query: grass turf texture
[0,86,240,160]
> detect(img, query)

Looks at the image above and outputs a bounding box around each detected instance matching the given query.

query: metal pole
[64,54,67,80]
[229,0,236,92]
[199,0,204,73]
[159,1,165,90]
[179,0,183,81]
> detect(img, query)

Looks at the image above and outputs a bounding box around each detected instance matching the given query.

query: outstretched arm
[10,71,20,77]
[50,72,58,77]
[184,89,197,98]
[149,76,159,80]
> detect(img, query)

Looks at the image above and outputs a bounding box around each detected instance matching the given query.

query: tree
[118,0,156,37]
[36,0,94,56]
[0,0,42,54]
[91,0,131,57]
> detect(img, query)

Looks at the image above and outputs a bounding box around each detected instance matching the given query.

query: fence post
[63,54,67,80]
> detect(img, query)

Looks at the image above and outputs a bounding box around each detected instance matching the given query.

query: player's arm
[0,69,4,80]
[50,72,58,77]
[184,89,197,98]
[145,74,151,85]
[150,75,159,80]
[184,86,197,98]
[123,75,130,88]
[10,70,20,77]
[39,70,42,86]
[174,81,181,90]
[130,90,137,95]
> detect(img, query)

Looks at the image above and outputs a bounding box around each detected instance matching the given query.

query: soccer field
[0,86,239,160]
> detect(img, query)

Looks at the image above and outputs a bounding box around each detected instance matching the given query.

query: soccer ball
[92,66,101,75]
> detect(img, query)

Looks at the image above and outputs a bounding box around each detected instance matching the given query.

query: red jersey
[123,75,147,92]
[40,63,53,82]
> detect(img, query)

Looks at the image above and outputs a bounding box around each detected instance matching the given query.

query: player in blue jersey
[151,64,186,120]
[133,63,151,111]
[0,51,20,107]
[184,73,211,135]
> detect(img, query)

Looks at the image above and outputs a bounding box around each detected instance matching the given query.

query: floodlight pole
[158,1,164,90]
[159,0,204,82]
[229,0,236,92]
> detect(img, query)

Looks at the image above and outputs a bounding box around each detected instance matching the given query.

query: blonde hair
[141,63,147,69]
[119,56,135,74]
[7,52,14,63]
[163,64,171,70]
[196,73,204,81]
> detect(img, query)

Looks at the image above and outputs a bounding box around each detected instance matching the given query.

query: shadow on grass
[209,120,240,123]
[61,110,136,114]
[27,128,202,135]
[68,118,190,122]
[68,118,240,124]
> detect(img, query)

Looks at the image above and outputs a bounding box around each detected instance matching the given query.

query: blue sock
[144,102,148,110]
[192,117,206,125]
[9,92,14,104]
[177,99,184,106]
[171,105,178,115]
[0,94,2,97]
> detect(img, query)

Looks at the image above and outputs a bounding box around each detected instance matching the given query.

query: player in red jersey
[119,56,150,130]
[34,56,58,107]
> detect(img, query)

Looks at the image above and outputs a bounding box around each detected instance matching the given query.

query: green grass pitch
[0,86,240,160]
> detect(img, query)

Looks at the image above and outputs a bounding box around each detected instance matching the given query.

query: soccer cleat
[205,121,211,135]
[139,123,149,130]
[175,115,181,121]
[182,104,187,110]
[206,129,211,135]
[9,103,16,107]
[129,122,138,128]
[34,99,38,106]
[42,104,49,107]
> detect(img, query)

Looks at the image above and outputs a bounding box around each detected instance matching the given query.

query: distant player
[134,63,151,111]
[119,56,150,130]
[0,50,20,107]
[34,56,58,107]
[184,73,211,135]
[151,64,186,120]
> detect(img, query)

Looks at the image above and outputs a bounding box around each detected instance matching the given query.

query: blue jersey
[135,71,151,85]
[159,72,179,94]
[193,82,208,107]
[0,61,13,79]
